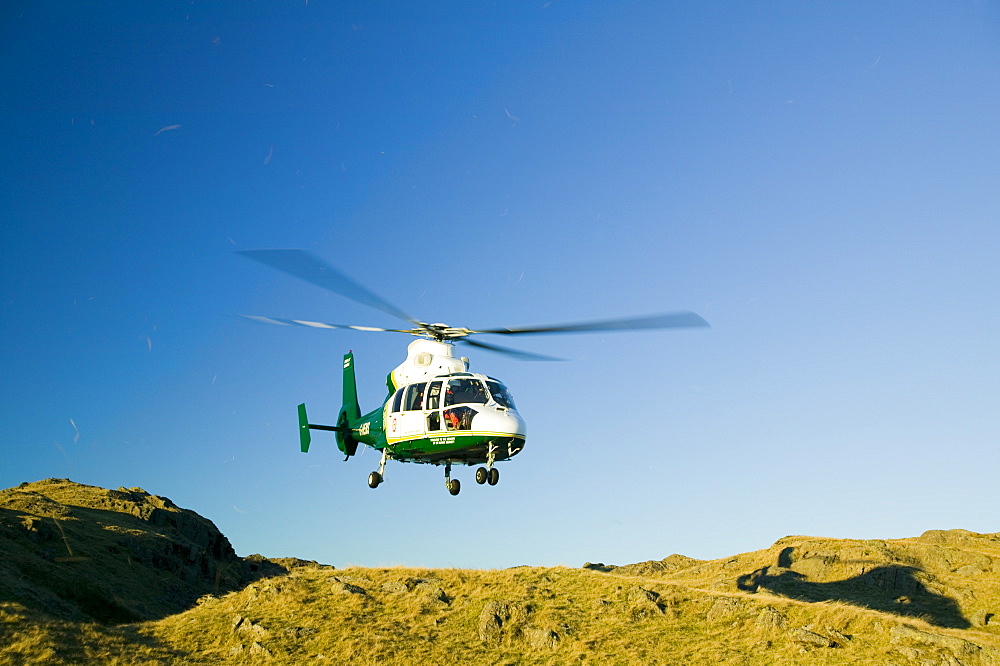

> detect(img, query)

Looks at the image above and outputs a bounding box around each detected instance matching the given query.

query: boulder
[523,627,559,649]
[477,600,530,645]
[790,627,837,649]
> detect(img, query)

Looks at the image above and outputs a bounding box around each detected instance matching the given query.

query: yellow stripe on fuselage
[386,431,521,445]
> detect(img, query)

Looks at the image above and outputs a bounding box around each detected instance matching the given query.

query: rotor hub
[414,323,472,341]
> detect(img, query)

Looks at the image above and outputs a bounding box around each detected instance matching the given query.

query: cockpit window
[426,381,442,410]
[444,378,488,406]
[486,380,516,409]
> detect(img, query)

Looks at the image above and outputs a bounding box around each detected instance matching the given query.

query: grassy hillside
[2,480,998,664]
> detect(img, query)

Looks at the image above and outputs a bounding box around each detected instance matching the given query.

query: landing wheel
[368,471,382,489]
[487,467,499,486]
[475,467,488,485]
[447,479,461,496]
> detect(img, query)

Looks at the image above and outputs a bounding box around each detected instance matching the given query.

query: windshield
[486,380,516,409]
[444,378,488,406]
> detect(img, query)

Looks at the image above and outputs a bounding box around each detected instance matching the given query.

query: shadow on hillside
[736,560,970,629]
[0,608,200,663]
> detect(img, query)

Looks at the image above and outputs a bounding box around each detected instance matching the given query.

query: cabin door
[397,382,427,439]
[424,381,444,433]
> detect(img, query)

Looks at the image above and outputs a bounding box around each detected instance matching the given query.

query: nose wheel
[444,462,461,496]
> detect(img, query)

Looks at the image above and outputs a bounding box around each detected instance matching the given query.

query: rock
[824,627,851,646]
[246,622,269,638]
[413,581,449,606]
[917,529,992,546]
[263,556,333,571]
[790,627,837,649]
[706,597,749,622]
[477,600,557,650]
[0,478,254,623]
[626,586,664,618]
[612,554,705,577]
[755,606,787,630]
[954,564,984,577]
[582,562,616,572]
[890,624,980,658]
[627,586,659,604]
[477,600,530,645]
[381,581,408,594]
[523,627,559,649]
[333,582,367,596]
[335,575,372,586]
[478,600,509,645]
[249,641,271,656]
[232,615,268,638]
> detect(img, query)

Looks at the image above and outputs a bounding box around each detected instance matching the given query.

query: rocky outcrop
[0,478,260,623]
[476,598,562,649]
[730,531,1000,630]
[583,553,704,576]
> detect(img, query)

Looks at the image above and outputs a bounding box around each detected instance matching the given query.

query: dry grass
[136,561,999,665]
[5,560,999,665]
[3,479,998,664]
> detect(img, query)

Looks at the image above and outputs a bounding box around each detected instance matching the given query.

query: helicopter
[239,249,709,495]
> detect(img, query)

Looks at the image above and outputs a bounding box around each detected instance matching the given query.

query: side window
[444,406,475,431]
[391,388,404,413]
[404,383,426,411]
[426,381,442,410]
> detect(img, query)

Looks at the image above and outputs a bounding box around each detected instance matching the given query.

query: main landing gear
[368,450,389,488]
[474,441,500,486]
[474,466,499,486]
[367,448,501,496]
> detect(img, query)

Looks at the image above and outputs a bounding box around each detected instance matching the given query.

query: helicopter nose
[474,407,526,438]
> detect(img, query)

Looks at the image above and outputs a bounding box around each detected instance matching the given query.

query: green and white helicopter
[239,250,709,495]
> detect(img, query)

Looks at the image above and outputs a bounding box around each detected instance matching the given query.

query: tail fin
[298,403,312,453]
[336,352,361,457]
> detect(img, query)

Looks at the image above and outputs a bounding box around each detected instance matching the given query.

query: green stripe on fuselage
[386,433,525,464]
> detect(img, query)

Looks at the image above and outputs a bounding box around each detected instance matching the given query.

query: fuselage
[382,371,526,463]
[351,340,527,465]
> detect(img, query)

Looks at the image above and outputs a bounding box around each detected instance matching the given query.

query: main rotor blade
[460,338,565,362]
[238,249,416,324]
[237,314,414,334]
[471,311,710,336]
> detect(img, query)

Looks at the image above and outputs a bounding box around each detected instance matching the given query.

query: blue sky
[3,1,998,569]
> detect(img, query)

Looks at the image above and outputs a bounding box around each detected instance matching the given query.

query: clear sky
[3,1,998,569]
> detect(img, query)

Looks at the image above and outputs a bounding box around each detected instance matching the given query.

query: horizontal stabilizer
[298,403,350,453]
